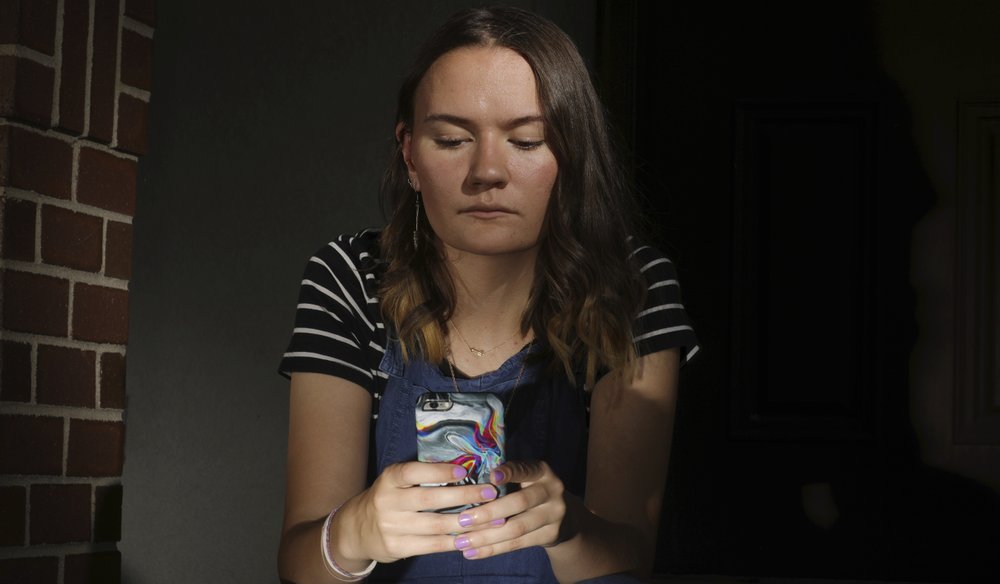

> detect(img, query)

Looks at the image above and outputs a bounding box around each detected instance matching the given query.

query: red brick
[0,415,63,475]
[125,0,154,26]
[30,483,91,544]
[0,556,59,583]
[115,93,148,155]
[5,126,72,198]
[0,0,58,56]
[99,352,125,409]
[1,270,70,336]
[0,55,13,115]
[0,486,26,546]
[0,126,6,188]
[58,0,91,135]
[1,341,32,402]
[72,283,129,344]
[12,58,55,126]
[86,0,120,143]
[77,147,137,215]
[93,483,122,541]
[2,196,36,261]
[40,205,103,271]
[37,344,96,407]
[0,125,7,184]
[0,0,17,44]
[104,220,132,279]
[12,0,58,55]
[65,551,121,584]
[0,56,55,126]
[67,419,124,477]
[120,29,152,91]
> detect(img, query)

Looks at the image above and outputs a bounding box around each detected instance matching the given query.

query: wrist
[322,500,376,580]
[328,497,366,563]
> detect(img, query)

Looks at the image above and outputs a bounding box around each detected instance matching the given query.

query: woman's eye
[433,138,465,149]
[512,139,544,151]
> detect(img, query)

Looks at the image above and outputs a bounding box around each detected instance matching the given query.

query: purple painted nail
[458,513,473,528]
[453,466,468,479]
[454,535,471,550]
[480,486,497,500]
[463,548,478,559]
[490,469,505,484]
[491,518,506,527]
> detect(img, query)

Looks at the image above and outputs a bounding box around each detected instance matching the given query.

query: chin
[445,238,540,258]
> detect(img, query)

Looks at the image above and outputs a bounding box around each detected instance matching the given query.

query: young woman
[278,7,697,583]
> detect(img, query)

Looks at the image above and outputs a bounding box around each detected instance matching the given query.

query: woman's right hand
[333,461,501,564]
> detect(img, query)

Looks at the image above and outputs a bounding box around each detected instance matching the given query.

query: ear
[397,122,415,169]
[397,122,421,192]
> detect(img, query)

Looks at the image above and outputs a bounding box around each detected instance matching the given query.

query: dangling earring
[412,192,421,250]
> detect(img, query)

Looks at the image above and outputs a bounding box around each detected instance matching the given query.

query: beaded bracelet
[321,504,377,582]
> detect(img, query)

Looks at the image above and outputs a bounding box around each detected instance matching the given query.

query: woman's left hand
[450,460,578,559]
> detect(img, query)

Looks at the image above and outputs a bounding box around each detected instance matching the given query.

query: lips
[459,204,517,218]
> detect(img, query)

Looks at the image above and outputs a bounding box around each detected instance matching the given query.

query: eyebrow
[423,113,545,130]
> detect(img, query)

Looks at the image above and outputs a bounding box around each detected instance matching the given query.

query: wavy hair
[378,6,646,387]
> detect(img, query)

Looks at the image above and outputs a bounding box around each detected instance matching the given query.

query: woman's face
[402,46,558,259]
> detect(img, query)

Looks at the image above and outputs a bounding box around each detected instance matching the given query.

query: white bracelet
[321,504,377,582]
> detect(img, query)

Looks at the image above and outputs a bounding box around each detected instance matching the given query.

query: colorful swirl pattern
[416,393,506,511]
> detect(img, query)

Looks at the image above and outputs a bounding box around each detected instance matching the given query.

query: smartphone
[415,392,506,513]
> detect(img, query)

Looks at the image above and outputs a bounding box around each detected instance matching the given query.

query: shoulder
[280,229,387,389]
[309,228,383,276]
[629,240,679,282]
[302,229,383,297]
[292,228,386,340]
[628,239,700,364]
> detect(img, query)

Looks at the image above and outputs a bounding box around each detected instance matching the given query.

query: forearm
[545,495,652,583]
[278,497,372,584]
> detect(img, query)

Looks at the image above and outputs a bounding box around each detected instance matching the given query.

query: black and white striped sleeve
[631,244,700,364]
[278,234,382,392]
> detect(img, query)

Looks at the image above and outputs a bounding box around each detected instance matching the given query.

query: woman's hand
[335,461,501,564]
[448,460,576,560]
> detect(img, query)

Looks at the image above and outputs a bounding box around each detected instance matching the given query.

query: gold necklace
[450,323,522,358]
[446,342,533,409]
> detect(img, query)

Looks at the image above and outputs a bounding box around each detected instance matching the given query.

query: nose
[466,139,509,191]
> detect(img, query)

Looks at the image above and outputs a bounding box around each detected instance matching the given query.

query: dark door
[596,1,1000,580]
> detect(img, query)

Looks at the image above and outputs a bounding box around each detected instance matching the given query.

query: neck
[445,246,537,342]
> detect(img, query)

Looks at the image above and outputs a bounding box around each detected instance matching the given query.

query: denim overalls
[367,339,592,583]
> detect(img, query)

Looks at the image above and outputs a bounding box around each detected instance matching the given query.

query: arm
[278,372,371,583]
[548,347,680,580]
[278,372,502,583]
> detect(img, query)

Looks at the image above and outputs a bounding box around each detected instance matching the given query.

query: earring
[413,192,421,250]
[407,177,416,191]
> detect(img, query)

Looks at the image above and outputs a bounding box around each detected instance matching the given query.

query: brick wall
[0,0,153,582]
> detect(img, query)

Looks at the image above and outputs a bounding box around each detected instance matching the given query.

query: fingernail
[491,518,506,527]
[453,466,468,479]
[480,486,497,500]
[454,535,471,550]
[490,469,505,484]
[458,513,473,528]
[463,548,478,559]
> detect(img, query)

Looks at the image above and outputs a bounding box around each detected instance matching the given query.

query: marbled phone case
[415,392,506,513]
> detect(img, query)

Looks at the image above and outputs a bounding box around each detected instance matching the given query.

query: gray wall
[120,2,594,582]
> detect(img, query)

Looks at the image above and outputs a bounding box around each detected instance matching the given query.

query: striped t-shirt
[279,229,698,418]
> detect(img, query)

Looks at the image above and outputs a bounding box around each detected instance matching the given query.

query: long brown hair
[379,6,645,386]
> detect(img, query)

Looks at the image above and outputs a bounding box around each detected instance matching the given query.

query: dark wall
[628,0,1000,580]
[120,2,594,582]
